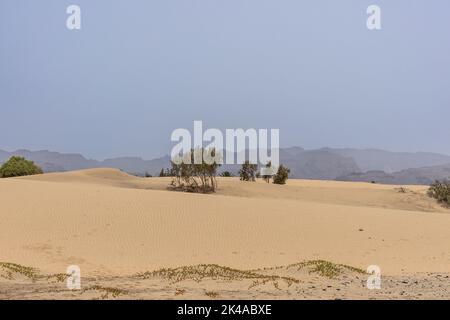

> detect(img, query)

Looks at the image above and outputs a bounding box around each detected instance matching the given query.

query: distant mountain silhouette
[0,149,170,176]
[337,164,450,185]
[1,147,450,184]
[325,148,450,172]
[279,148,360,180]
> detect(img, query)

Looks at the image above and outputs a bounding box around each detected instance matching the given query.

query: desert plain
[1,168,450,299]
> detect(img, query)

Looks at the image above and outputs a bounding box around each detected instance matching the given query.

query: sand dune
[1,168,450,283]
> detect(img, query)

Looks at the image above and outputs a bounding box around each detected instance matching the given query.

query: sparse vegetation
[287,260,365,279]
[220,171,233,177]
[0,262,40,280]
[169,148,221,193]
[205,291,219,298]
[428,180,450,207]
[272,164,290,185]
[0,261,71,283]
[175,288,186,296]
[239,161,257,182]
[135,264,298,289]
[82,285,128,299]
[397,187,408,193]
[0,156,43,178]
[262,161,272,183]
[46,273,70,283]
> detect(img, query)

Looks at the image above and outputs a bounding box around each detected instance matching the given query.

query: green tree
[239,161,257,182]
[273,164,290,185]
[159,168,165,177]
[220,171,232,177]
[262,161,272,183]
[0,156,43,178]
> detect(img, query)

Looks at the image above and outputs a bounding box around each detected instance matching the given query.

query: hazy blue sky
[1,0,449,159]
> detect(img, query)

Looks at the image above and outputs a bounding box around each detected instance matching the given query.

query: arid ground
[1,168,449,299]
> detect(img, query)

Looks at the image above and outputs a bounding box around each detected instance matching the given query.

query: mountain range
[1,147,450,185]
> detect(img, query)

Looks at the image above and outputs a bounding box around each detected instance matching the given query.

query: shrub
[239,161,257,182]
[220,171,232,177]
[273,164,290,185]
[262,161,272,183]
[169,148,221,193]
[0,156,43,178]
[428,180,450,207]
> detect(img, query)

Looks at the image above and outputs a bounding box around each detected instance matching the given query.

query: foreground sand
[2,260,449,299]
[1,168,450,299]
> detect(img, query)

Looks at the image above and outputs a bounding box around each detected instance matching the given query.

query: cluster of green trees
[238,161,290,185]
[163,153,290,194]
[0,156,43,178]
[168,148,221,193]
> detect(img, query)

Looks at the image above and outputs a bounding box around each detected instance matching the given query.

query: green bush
[273,164,290,185]
[0,156,43,178]
[262,161,272,183]
[239,161,257,182]
[220,171,232,177]
[428,180,450,207]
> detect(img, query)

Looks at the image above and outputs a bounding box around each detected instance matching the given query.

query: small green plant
[397,187,407,193]
[272,164,290,185]
[220,171,232,177]
[175,288,186,296]
[135,264,298,289]
[239,161,257,182]
[0,156,43,178]
[0,262,40,281]
[428,180,450,207]
[205,291,219,298]
[82,285,128,299]
[287,260,365,279]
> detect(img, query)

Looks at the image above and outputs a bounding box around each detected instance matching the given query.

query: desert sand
[1,168,450,299]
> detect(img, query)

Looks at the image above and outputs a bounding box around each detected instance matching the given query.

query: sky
[1,0,449,160]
